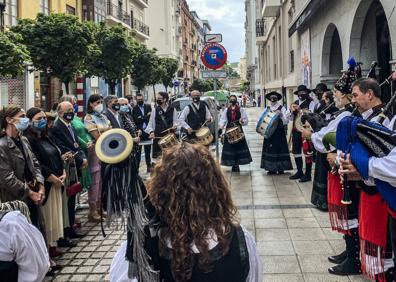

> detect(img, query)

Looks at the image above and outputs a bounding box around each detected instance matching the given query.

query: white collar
[270,102,281,111]
[361,108,373,120]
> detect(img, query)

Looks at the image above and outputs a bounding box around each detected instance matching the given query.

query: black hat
[312,83,329,94]
[334,57,361,94]
[265,91,282,101]
[294,85,311,95]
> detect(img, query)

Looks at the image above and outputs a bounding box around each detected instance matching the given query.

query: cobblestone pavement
[48,107,371,282]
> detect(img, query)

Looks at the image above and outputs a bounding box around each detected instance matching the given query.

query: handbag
[67,182,82,197]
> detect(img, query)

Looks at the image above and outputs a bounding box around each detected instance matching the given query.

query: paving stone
[92,265,110,273]
[258,241,294,256]
[262,255,301,273]
[256,228,291,241]
[293,240,334,255]
[60,266,78,274]
[253,209,283,219]
[303,273,350,281]
[286,217,321,228]
[84,258,100,266]
[289,228,326,241]
[76,266,94,273]
[255,218,287,229]
[69,274,88,281]
[91,251,106,258]
[298,254,335,273]
[263,274,304,282]
[52,275,71,282]
[86,274,105,281]
[76,252,91,259]
[69,259,85,266]
[283,208,314,218]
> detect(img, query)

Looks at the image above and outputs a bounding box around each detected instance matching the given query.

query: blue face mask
[73,104,79,113]
[15,117,30,132]
[120,105,129,113]
[33,119,47,131]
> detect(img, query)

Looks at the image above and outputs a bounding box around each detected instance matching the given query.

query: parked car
[172,96,219,138]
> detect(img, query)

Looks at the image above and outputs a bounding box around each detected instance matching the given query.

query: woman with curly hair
[110,143,262,282]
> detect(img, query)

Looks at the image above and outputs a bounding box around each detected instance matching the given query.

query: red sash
[359,191,389,280]
[302,137,313,164]
[327,172,350,235]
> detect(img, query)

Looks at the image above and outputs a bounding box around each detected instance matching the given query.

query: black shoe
[234,165,240,172]
[289,171,303,180]
[299,175,312,182]
[57,238,77,248]
[267,171,276,175]
[51,265,63,271]
[316,202,328,212]
[46,270,56,277]
[328,250,347,264]
[328,257,362,276]
[69,230,86,239]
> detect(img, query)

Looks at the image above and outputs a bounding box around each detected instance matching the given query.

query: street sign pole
[214,79,219,160]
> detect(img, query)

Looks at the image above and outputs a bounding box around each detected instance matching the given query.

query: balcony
[132,18,150,39]
[132,0,149,9]
[106,2,131,28]
[256,18,267,44]
[262,0,281,17]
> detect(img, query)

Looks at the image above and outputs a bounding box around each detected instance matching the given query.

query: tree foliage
[85,22,136,94]
[222,63,239,78]
[191,78,223,93]
[131,44,158,91]
[12,13,94,93]
[160,57,179,91]
[0,31,30,78]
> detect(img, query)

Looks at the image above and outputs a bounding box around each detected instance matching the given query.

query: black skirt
[311,152,329,208]
[221,133,252,167]
[260,126,292,172]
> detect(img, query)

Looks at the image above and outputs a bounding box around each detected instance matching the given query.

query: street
[47,107,371,282]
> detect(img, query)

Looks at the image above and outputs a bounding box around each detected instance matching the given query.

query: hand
[187,128,193,135]
[27,180,36,190]
[326,153,337,167]
[339,153,362,181]
[301,129,312,139]
[82,159,88,168]
[48,174,63,187]
[59,173,66,184]
[61,152,73,161]
[28,190,41,205]
[38,184,45,205]
[149,132,155,139]
[87,142,95,151]
[137,130,142,137]
[133,137,140,143]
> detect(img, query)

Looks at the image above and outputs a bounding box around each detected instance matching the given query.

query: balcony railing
[107,2,131,26]
[132,18,150,37]
[256,19,266,37]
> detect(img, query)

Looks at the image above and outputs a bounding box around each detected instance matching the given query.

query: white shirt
[109,226,262,282]
[145,104,179,134]
[360,108,390,127]
[219,107,249,128]
[269,102,290,125]
[0,211,50,282]
[311,109,352,153]
[368,147,396,187]
[389,115,396,131]
[179,102,212,130]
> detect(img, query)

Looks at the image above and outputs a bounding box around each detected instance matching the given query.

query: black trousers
[68,194,76,227]
[136,145,152,169]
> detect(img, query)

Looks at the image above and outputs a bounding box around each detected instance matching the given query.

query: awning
[288,0,324,37]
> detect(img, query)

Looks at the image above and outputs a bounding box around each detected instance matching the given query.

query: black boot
[328,228,362,276]
[289,157,304,180]
[328,250,347,264]
[376,267,395,282]
[299,163,312,182]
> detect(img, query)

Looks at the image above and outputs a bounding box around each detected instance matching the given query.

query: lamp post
[0,0,6,32]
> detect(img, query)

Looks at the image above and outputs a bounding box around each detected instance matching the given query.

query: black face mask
[270,98,277,103]
[137,101,144,106]
[112,103,120,111]
[230,100,237,105]
[192,97,200,103]
[156,100,163,106]
[63,112,74,122]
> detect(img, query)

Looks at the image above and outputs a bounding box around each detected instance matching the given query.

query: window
[66,5,76,15]
[40,0,50,15]
[289,50,294,73]
[4,0,18,27]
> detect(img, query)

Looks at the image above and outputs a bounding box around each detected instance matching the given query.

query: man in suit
[104,95,123,129]
[50,101,87,240]
[132,93,152,172]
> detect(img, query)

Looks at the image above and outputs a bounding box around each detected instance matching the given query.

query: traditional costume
[145,104,178,159]
[260,92,292,174]
[289,85,317,182]
[336,116,395,280]
[179,100,212,141]
[219,104,252,172]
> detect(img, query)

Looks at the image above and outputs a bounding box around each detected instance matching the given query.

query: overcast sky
[188,0,245,63]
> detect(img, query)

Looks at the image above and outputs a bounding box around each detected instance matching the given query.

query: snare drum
[225,126,245,144]
[195,127,213,146]
[158,133,178,149]
[256,108,280,139]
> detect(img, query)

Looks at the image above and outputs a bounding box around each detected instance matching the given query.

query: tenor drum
[225,126,245,144]
[158,133,178,149]
[256,108,280,139]
[195,127,213,146]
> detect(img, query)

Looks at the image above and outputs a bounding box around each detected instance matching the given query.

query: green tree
[131,44,158,91]
[160,57,179,92]
[86,22,136,94]
[0,31,30,78]
[222,64,239,78]
[191,78,211,93]
[148,53,165,94]
[13,13,94,94]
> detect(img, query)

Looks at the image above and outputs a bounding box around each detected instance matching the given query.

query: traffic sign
[202,70,227,79]
[200,43,227,70]
[204,34,223,43]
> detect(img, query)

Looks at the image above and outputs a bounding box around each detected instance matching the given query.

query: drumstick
[160,127,174,134]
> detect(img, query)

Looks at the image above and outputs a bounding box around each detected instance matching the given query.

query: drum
[256,108,280,139]
[158,133,178,149]
[195,127,213,146]
[225,126,245,144]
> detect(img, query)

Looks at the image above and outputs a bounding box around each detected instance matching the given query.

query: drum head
[196,127,210,138]
[95,129,133,164]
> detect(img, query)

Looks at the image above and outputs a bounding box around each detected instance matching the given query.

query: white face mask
[94,104,103,113]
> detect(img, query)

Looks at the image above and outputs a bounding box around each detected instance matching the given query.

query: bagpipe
[95,128,158,281]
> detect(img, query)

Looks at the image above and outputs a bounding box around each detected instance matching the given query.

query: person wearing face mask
[179,90,212,141]
[50,101,88,240]
[131,94,152,172]
[145,91,179,159]
[84,94,112,221]
[312,83,330,113]
[260,92,293,175]
[289,85,317,182]
[24,107,65,274]
[0,105,46,227]
[219,95,252,172]
[104,95,123,129]
[117,97,141,156]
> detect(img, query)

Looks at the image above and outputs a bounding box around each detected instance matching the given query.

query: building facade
[289,0,396,102]
[191,11,212,78]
